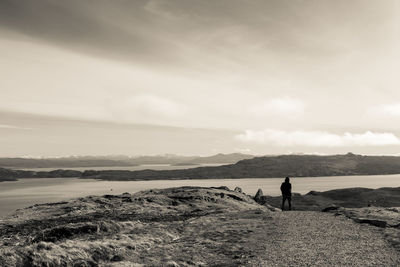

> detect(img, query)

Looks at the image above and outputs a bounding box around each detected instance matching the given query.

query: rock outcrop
[254,189,263,203]
[262,187,400,211]
[325,206,400,251]
[234,187,243,193]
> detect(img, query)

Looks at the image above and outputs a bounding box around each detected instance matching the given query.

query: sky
[1,0,400,157]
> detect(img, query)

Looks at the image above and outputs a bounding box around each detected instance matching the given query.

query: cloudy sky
[1,0,400,157]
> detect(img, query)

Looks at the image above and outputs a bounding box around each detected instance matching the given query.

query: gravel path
[254,211,400,266]
[153,209,400,266]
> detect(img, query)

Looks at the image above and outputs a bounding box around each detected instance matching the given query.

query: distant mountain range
[2,153,400,182]
[0,153,255,168]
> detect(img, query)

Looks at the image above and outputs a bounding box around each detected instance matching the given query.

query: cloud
[368,103,400,117]
[235,129,400,147]
[0,0,176,65]
[249,97,305,116]
[121,94,186,117]
[0,124,31,130]
[1,0,386,71]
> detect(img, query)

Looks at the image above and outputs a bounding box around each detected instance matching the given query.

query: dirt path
[253,211,400,266]
[148,209,400,266]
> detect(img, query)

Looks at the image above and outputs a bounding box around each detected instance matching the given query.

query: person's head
[285,177,290,183]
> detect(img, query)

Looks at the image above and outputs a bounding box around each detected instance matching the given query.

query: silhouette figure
[280,177,292,211]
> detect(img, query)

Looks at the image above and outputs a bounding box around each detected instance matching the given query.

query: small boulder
[234,187,243,193]
[306,190,319,196]
[254,189,263,202]
[110,255,124,262]
[321,205,339,212]
[355,218,388,228]
[263,204,281,212]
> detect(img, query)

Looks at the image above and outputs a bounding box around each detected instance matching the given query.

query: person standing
[280,177,292,211]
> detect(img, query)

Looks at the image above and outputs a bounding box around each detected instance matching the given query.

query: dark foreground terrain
[0,186,399,266]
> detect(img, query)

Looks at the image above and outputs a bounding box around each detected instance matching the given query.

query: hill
[0,168,81,182]
[0,186,398,266]
[3,153,400,182]
[81,153,400,180]
[179,153,255,164]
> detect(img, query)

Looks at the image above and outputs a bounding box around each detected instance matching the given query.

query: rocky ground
[0,186,399,266]
[325,206,400,251]
[259,187,400,210]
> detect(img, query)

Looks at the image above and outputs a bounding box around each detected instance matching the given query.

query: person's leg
[288,197,292,210]
[281,196,286,211]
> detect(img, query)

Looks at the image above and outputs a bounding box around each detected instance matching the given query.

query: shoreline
[4,153,400,182]
[2,171,400,183]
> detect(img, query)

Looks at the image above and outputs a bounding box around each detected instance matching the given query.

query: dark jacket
[280,182,292,196]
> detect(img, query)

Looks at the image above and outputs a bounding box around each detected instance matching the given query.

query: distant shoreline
[3,172,400,183]
[3,153,400,182]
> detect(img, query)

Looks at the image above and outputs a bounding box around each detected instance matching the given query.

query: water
[0,175,399,218]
